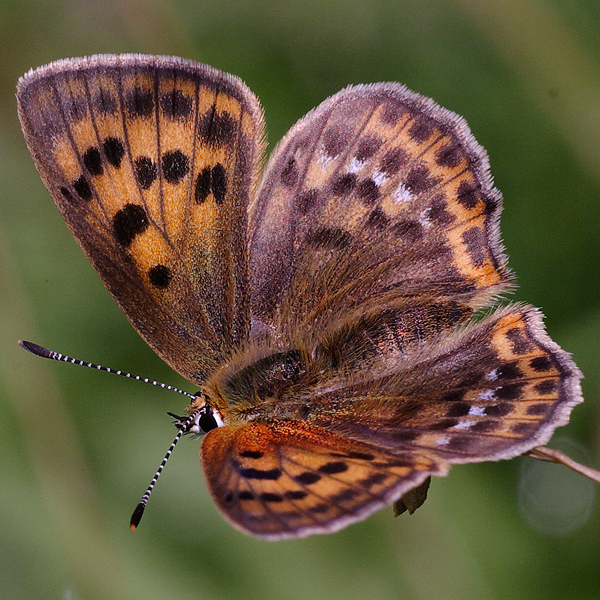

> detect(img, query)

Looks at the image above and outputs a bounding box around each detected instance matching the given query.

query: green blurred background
[1,0,600,598]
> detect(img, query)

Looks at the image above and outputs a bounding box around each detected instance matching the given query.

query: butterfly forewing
[17,55,265,383]
[249,83,511,339]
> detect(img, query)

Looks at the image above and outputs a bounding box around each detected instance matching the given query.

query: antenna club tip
[19,340,35,351]
[19,340,51,357]
[130,503,146,530]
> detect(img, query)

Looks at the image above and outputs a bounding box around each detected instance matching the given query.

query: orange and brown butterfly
[17,54,583,539]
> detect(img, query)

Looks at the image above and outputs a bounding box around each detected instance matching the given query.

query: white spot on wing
[348,157,363,173]
[318,150,335,168]
[468,406,486,417]
[419,208,432,229]
[373,170,388,187]
[392,183,412,204]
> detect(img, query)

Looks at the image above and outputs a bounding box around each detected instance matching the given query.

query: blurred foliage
[1,1,599,599]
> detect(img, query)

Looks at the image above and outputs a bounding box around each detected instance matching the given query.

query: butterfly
[17,54,583,539]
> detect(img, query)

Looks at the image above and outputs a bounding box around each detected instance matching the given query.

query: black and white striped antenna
[19,339,200,529]
[19,340,196,399]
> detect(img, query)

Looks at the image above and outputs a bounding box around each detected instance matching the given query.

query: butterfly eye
[191,405,225,434]
[198,411,219,433]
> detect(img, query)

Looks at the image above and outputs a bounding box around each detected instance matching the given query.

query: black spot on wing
[408,116,435,142]
[429,418,459,430]
[323,125,350,157]
[367,207,390,230]
[60,186,74,202]
[73,175,92,201]
[535,380,558,395]
[495,362,524,380]
[330,489,359,503]
[161,150,189,184]
[198,108,236,146]
[260,492,283,503]
[94,88,117,114]
[357,178,379,204]
[160,90,192,119]
[331,173,357,195]
[295,472,321,485]
[505,328,534,355]
[527,403,551,415]
[457,181,480,210]
[148,264,171,289]
[392,219,423,242]
[404,165,438,194]
[427,195,455,226]
[134,156,157,189]
[195,167,212,203]
[379,147,407,174]
[360,473,387,488]
[296,189,319,214]
[284,490,308,500]
[103,137,125,168]
[445,402,470,417]
[113,204,149,247]
[194,165,227,204]
[380,102,404,125]
[355,136,382,161]
[461,227,486,267]
[435,139,464,168]
[127,87,154,118]
[83,147,103,176]
[484,402,513,417]
[495,383,524,400]
[392,430,421,442]
[471,420,500,433]
[318,461,348,474]
[240,450,264,459]
[211,163,227,203]
[238,467,282,480]
[530,356,553,372]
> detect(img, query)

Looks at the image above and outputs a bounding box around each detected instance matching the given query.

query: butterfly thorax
[196,346,314,425]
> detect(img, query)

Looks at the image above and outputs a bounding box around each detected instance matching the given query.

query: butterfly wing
[201,420,446,539]
[249,83,511,340]
[17,55,265,383]
[306,305,582,463]
[203,306,581,539]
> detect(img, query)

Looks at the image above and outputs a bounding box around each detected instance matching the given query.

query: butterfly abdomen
[316,302,473,374]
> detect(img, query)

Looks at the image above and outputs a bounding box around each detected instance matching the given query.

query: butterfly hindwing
[17,55,265,383]
[249,83,511,339]
[201,421,446,539]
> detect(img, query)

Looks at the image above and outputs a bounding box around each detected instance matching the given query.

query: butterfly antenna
[130,411,198,530]
[19,340,196,399]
